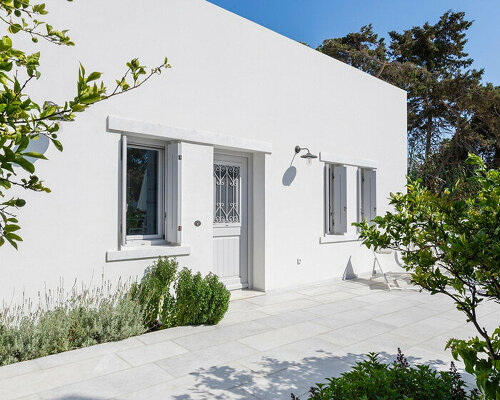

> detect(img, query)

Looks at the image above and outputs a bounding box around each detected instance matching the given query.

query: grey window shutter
[333,165,347,233]
[369,170,377,221]
[362,169,377,223]
[120,135,127,247]
[325,164,332,234]
[166,142,182,245]
[356,168,362,225]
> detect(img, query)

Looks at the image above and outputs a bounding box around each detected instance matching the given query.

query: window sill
[106,244,191,262]
[320,234,361,244]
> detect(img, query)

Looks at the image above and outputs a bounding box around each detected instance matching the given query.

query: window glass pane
[127,147,159,236]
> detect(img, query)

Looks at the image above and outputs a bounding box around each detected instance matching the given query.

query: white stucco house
[0,0,406,302]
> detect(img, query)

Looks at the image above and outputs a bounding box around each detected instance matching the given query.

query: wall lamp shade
[295,145,318,165]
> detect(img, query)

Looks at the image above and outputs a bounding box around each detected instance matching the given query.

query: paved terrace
[1,278,498,400]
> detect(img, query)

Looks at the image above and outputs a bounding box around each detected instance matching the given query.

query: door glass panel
[127,147,159,236]
[214,164,240,223]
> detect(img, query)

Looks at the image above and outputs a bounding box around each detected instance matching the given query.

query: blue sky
[207,0,500,84]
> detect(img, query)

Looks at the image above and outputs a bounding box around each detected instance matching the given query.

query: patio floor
[1,277,498,400]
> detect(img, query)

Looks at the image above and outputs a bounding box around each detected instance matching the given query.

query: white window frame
[121,136,167,246]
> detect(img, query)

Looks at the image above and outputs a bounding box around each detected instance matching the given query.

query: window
[325,164,347,234]
[214,164,241,224]
[126,146,163,239]
[121,136,182,246]
[360,168,377,223]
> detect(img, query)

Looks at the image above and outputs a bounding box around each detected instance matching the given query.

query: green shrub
[175,269,230,326]
[292,350,481,400]
[132,257,177,328]
[133,258,231,329]
[0,282,145,366]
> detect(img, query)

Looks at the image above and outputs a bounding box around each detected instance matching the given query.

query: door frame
[213,150,253,290]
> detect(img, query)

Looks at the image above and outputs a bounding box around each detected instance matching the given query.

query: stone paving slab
[1,278,498,399]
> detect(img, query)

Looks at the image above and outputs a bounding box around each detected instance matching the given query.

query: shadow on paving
[172,350,452,400]
[52,397,106,400]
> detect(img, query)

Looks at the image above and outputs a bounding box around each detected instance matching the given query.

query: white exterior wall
[0,0,406,301]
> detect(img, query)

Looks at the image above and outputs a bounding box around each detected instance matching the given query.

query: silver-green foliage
[0,280,145,366]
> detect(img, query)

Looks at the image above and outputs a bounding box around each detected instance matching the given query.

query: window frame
[122,136,166,245]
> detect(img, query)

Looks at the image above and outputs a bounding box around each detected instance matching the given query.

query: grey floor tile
[319,320,394,347]
[238,321,330,352]
[0,359,41,381]
[305,298,371,316]
[173,320,269,351]
[116,373,260,400]
[0,354,129,400]
[217,309,272,327]
[313,308,378,330]
[239,357,352,400]
[391,316,464,341]
[237,336,341,375]
[311,290,359,304]
[255,309,318,329]
[257,298,321,316]
[117,339,188,367]
[244,290,310,306]
[136,325,217,345]
[156,340,257,378]
[35,337,144,370]
[372,306,437,327]
[40,363,173,400]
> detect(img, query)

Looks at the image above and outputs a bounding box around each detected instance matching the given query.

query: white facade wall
[0,0,407,302]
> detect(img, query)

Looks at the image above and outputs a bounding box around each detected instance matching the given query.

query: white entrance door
[213,154,248,290]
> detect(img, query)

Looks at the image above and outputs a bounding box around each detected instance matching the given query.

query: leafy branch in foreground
[355,154,499,398]
[0,0,171,248]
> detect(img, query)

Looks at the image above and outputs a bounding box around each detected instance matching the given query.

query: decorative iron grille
[214,164,240,223]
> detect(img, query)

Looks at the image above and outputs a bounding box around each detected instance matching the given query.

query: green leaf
[0,36,12,51]
[4,224,20,233]
[51,138,63,151]
[22,152,48,160]
[86,71,102,82]
[14,157,35,174]
[8,24,22,34]
[5,235,18,249]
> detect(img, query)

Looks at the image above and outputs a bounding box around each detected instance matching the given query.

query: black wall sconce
[295,145,318,165]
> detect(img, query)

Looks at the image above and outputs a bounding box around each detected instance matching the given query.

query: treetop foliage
[318,11,499,191]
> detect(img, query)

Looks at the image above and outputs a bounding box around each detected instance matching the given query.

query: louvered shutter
[166,142,182,245]
[369,170,377,221]
[120,135,127,246]
[333,165,347,233]
[325,164,332,234]
[362,169,377,223]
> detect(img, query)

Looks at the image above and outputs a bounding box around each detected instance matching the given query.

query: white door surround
[213,153,250,290]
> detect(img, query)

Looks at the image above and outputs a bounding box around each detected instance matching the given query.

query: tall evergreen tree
[317,11,498,191]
